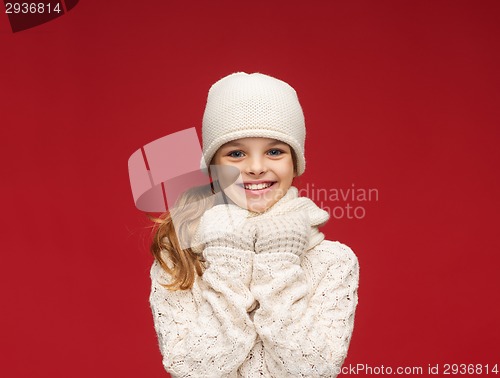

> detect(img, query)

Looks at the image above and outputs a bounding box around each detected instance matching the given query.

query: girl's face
[212,137,295,213]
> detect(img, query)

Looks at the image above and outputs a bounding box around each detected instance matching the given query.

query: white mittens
[192,202,312,257]
[253,210,311,255]
[192,204,257,254]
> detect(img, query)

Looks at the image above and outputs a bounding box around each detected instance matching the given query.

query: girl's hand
[192,204,257,253]
[253,210,311,255]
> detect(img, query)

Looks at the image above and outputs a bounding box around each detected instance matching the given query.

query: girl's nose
[246,156,267,176]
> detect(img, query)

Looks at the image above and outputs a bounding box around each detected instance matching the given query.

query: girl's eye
[267,149,283,156]
[228,150,245,158]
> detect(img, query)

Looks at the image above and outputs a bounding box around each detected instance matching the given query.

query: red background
[1,1,499,377]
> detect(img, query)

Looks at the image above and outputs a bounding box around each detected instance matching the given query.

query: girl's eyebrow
[222,140,287,148]
[222,141,244,147]
[266,140,288,146]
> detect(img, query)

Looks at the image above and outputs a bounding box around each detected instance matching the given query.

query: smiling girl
[148,72,360,377]
[212,137,294,213]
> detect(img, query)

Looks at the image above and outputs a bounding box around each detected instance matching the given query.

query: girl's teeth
[244,183,273,190]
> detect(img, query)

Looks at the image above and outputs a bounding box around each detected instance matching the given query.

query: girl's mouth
[238,181,276,193]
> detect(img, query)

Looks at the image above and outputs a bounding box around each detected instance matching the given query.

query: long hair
[148,183,215,291]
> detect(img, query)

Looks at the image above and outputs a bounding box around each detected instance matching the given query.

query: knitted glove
[192,204,257,253]
[253,210,311,255]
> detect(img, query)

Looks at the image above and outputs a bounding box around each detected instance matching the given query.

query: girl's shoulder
[150,251,176,285]
[301,240,359,288]
[316,239,357,256]
[305,239,359,269]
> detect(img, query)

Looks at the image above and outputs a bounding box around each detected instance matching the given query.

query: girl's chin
[246,198,278,213]
[247,203,268,213]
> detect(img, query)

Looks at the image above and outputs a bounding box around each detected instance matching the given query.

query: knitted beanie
[200,72,306,176]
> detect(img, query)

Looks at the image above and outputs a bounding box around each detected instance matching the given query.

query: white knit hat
[201,72,306,176]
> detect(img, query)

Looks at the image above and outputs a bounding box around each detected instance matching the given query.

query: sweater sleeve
[250,240,359,377]
[149,247,258,378]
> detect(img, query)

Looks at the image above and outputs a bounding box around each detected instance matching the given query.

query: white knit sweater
[149,187,359,378]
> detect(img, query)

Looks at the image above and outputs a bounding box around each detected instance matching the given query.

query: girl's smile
[211,137,296,213]
[239,180,276,193]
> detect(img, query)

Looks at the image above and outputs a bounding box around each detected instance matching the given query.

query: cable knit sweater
[149,187,360,378]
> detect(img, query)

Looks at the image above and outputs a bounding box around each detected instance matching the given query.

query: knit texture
[251,186,330,251]
[150,187,359,377]
[191,203,257,254]
[254,210,310,255]
[201,72,307,176]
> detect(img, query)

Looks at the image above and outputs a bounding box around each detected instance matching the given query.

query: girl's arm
[150,204,258,377]
[251,216,359,377]
[150,248,257,377]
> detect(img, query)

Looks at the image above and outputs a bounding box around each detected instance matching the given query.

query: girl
[148,72,359,377]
